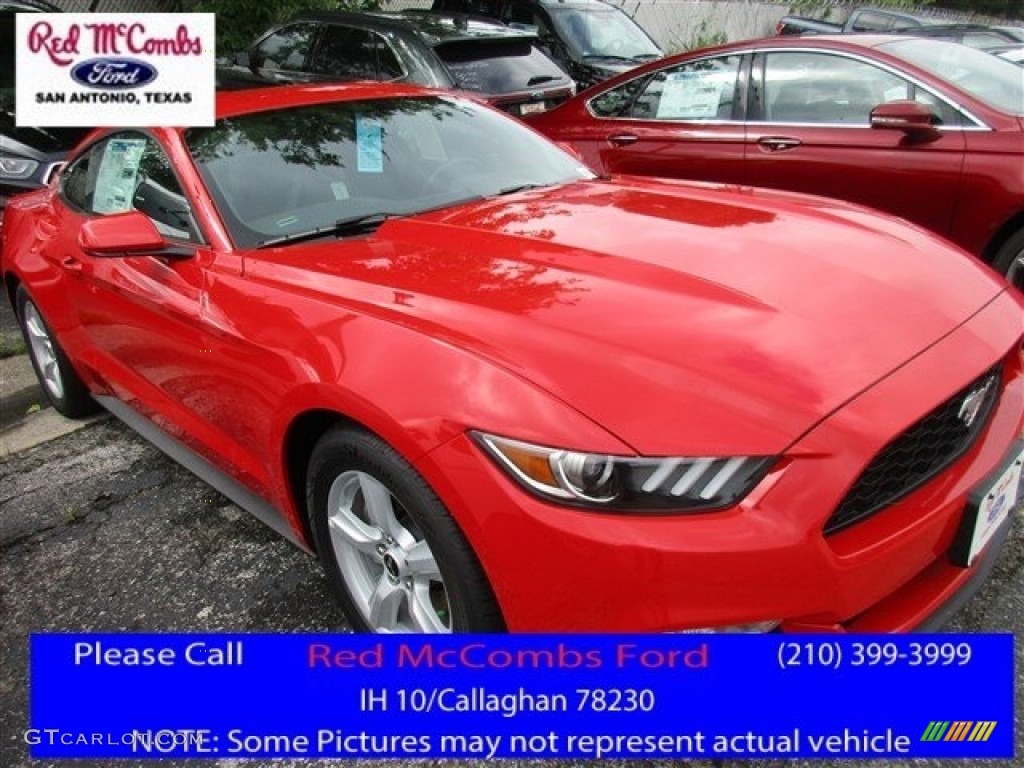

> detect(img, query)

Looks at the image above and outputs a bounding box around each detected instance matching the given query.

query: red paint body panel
[527,36,1024,263]
[2,82,1022,632]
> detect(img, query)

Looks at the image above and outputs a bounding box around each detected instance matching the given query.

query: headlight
[0,157,39,179]
[474,432,774,512]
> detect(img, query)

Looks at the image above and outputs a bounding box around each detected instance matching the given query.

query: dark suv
[217,11,575,118]
[431,0,663,88]
[1,1,90,212]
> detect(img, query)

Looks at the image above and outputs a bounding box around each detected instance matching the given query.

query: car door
[47,131,263,485]
[572,53,748,184]
[745,49,967,238]
[218,22,319,88]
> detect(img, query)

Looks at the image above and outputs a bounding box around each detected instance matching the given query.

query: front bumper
[415,291,1023,632]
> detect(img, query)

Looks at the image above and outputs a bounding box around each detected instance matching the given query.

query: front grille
[824,365,1002,536]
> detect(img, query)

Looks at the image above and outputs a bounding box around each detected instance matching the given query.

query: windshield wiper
[527,75,560,86]
[582,54,635,64]
[256,212,395,248]
[631,53,660,62]
[495,182,553,196]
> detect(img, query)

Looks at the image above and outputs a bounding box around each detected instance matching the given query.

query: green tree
[186,1,381,54]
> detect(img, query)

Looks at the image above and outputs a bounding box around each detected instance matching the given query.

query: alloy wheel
[325,470,450,633]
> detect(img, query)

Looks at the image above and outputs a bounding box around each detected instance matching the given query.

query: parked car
[0,0,90,214]
[775,6,933,36]
[431,0,663,88]
[3,83,1022,633]
[896,23,1023,51]
[993,44,1024,65]
[217,11,574,117]
[993,25,1024,42]
[527,36,1024,291]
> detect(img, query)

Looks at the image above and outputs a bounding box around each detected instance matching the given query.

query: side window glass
[63,133,197,242]
[375,36,403,80]
[310,25,379,80]
[255,23,315,71]
[912,87,963,127]
[762,52,907,124]
[61,141,104,212]
[133,140,198,241]
[589,77,647,118]
[630,55,742,120]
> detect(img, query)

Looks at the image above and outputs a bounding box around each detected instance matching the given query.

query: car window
[762,51,964,126]
[310,24,402,80]
[186,96,592,249]
[255,23,316,71]
[434,39,566,94]
[851,11,910,32]
[588,75,648,118]
[60,133,198,242]
[882,38,1024,115]
[548,6,660,60]
[627,55,742,121]
[763,52,910,125]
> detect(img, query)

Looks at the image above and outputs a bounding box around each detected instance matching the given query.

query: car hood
[277,178,1008,456]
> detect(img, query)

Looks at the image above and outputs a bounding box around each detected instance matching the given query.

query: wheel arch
[984,209,1024,266]
[282,408,361,554]
[4,270,21,316]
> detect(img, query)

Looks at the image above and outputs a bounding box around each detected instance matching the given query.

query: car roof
[213,82,455,121]
[295,10,536,44]
[0,0,60,11]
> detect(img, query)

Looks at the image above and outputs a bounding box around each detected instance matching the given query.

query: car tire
[16,285,98,418]
[307,425,505,633]
[992,228,1024,292]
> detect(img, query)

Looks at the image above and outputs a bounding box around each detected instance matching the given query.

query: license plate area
[950,442,1022,567]
[520,101,547,115]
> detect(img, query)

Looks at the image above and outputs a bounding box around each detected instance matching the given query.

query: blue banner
[28,634,1013,759]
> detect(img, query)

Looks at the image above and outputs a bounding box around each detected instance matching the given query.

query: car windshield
[435,39,567,93]
[185,95,592,248]
[550,7,660,61]
[881,38,1024,115]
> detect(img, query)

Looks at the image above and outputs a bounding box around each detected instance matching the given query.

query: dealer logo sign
[16,14,215,127]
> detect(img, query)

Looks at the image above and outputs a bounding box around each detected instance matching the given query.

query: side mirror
[870,100,940,140]
[79,211,167,256]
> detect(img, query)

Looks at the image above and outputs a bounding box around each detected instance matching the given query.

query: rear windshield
[435,39,568,94]
[882,38,1024,115]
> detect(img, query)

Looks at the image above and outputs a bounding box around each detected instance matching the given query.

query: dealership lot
[0,297,1022,767]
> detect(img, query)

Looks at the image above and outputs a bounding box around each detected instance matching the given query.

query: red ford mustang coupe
[527,36,1024,291]
[2,84,1022,633]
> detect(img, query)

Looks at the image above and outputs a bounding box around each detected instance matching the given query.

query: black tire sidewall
[992,228,1024,291]
[307,426,504,633]
[15,285,96,418]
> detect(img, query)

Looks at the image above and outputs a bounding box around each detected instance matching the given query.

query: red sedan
[527,36,1024,290]
[2,84,1022,633]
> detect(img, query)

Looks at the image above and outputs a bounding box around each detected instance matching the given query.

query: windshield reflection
[186,96,591,249]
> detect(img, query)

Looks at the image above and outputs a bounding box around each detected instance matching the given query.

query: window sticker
[657,71,724,120]
[330,181,350,201]
[355,115,383,174]
[93,138,147,214]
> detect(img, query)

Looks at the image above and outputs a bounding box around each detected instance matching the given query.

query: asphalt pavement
[0,298,1021,768]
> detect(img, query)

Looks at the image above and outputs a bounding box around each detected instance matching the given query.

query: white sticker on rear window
[356,115,383,174]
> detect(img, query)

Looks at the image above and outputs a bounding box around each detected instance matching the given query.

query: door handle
[757,137,802,152]
[61,256,83,275]
[608,134,639,147]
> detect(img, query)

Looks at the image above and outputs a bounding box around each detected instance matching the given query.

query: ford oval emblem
[70,58,158,90]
